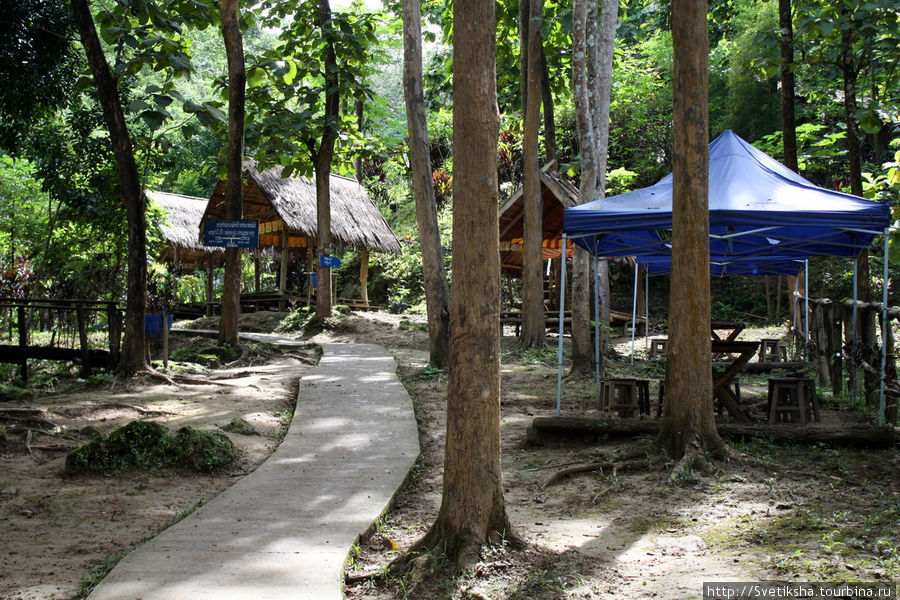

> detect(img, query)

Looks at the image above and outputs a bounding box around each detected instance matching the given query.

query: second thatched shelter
[147,190,224,266]
[203,163,401,253]
[202,163,401,306]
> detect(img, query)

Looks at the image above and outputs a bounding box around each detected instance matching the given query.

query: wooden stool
[601,378,650,418]
[650,338,668,358]
[759,338,788,363]
[767,378,820,424]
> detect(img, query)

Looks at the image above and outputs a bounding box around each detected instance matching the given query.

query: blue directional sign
[204,220,259,248]
[319,254,342,268]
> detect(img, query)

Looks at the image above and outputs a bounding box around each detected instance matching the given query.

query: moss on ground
[65,420,237,476]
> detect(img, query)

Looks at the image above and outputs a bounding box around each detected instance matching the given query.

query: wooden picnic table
[711,340,759,423]
[710,320,745,342]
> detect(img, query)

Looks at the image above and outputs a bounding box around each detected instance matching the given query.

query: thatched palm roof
[147,190,224,265]
[204,164,402,254]
[498,161,579,273]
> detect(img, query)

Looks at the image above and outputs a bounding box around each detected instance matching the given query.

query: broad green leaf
[140,109,167,131]
[247,67,267,88]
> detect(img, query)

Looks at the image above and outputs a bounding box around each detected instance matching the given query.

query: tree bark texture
[402,0,451,368]
[314,0,339,319]
[219,0,246,346]
[659,0,727,460]
[416,0,512,567]
[570,0,596,375]
[520,0,546,348]
[592,0,618,358]
[539,46,557,163]
[778,0,798,173]
[70,0,147,375]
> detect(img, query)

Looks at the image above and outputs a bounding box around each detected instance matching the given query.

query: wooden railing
[0,298,121,382]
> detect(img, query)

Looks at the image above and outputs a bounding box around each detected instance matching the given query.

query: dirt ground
[1,311,898,600]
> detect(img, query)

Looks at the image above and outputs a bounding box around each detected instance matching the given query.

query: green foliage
[221,417,257,435]
[275,306,317,334]
[65,420,237,476]
[0,0,81,152]
[168,337,276,367]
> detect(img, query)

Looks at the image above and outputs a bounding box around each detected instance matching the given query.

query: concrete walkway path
[88,342,420,600]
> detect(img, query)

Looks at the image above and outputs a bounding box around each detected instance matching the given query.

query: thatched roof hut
[498,162,579,273]
[203,163,401,254]
[147,190,224,265]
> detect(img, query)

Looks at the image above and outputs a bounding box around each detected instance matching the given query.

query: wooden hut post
[280,225,289,310]
[306,243,313,307]
[206,254,215,316]
[359,247,369,306]
[254,248,261,293]
[17,305,27,382]
[107,301,121,370]
[76,304,91,376]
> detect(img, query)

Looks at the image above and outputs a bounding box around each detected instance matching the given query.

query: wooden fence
[0,298,121,382]
[805,295,898,424]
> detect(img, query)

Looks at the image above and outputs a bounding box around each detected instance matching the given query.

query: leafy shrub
[65,420,237,476]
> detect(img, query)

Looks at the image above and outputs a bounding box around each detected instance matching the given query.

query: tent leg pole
[804,259,809,363]
[631,260,638,363]
[594,251,601,400]
[556,234,567,417]
[852,258,858,402]
[645,266,650,349]
[880,229,889,427]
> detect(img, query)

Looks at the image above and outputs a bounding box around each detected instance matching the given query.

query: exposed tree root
[540,458,650,490]
[0,409,60,431]
[93,402,173,415]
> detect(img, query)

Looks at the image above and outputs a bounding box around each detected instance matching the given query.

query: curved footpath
[88,341,420,600]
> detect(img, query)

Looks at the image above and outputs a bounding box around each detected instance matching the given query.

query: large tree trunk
[70,0,147,376]
[412,0,513,570]
[778,0,798,172]
[570,0,597,376]
[219,0,246,347]
[658,0,727,461]
[314,0,339,319]
[591,0,618,363]
[520,0,546,348]
[402,0,451,368]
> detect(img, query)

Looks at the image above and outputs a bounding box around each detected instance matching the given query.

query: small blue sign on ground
[204,220,259,248]
[319,254,342,268]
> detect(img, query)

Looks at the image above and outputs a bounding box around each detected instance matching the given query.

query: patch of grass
[398,318,427,332]
[502,343,559,368]
[76,546,133,598]
[275,307,316,333]
[65,421,238,476]
[274,409,294,441]
[221,417,257,435]
[0,382,33,400]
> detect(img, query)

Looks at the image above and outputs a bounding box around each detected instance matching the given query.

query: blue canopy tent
[556,130,893,424]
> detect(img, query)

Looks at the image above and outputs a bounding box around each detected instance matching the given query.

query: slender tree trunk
[540,45,557,163]
[592,0,618,362]
[402,0,451,367]
[70,0,147,375]
[839,13,871,305]
[570,0,596,376]
[314,0,339,319]
[520,0,546,348]
[658,0,727,461]
[412,0,513,569]
[219,0,245,346]
[779,0,798,173]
